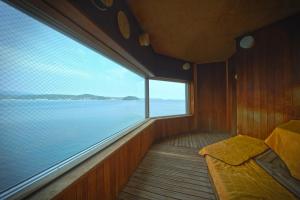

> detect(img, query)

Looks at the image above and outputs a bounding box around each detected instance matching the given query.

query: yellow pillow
[199,135,268,165]
[265,120,300,180]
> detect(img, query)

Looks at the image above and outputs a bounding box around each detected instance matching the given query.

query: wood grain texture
[52,116,194,200]
[196,62,228,133]
[227,60,237,135]
[229,14,300,139]
[158,132,229,149]
[118,132,229,200]
[190,64,199,131]
[127,0,300,63]
[154,116,194,140]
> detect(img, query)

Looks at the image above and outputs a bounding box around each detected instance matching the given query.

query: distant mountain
[0,93,139,101]
[0,90,31,96]
[122,96,139,100]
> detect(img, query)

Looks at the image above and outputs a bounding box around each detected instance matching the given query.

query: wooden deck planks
[159,132,229,149]
[118,132,229,200]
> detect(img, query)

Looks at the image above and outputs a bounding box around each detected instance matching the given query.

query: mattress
[206,156,297,200]
[255,149,300,199]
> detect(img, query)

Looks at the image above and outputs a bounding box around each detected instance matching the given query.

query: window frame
[0,1,149,199]
[148,77,190,118]
[4,0,152,78]
[0,1,191,199]
[0,119,149,200]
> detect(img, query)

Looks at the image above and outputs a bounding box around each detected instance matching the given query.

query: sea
[0,99,185,193]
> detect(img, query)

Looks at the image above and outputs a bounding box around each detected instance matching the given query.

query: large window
[149,79,187,117]
[0,1,145,195]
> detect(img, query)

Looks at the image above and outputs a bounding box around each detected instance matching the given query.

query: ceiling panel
[127,0,300,63]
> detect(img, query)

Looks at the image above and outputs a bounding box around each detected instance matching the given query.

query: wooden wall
[226,61,237,135]
[229,14,300,139]
[155,116,195,140]
[51,116,193,200]
[196,62,228,133]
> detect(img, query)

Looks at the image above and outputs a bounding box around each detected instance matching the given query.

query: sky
[0,1,185,100]
[149,80,186,100]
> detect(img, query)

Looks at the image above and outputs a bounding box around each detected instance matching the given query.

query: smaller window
[149,79,188,117]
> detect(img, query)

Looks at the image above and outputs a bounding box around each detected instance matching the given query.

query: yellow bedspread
[206,156,297,200]
[199,135,268,165]
[200,134,296,200]
[265,120,300,180]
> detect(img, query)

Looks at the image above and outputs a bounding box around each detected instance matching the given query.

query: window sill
[150,114,193,120]
[24,119,155,200]
[20,114,193,200]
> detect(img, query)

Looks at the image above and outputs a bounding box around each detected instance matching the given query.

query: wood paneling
[154,116,194,140]
[229,14,300,139]
[196,62,228,133]
[227,60,237,135]
[118,132,230,200]
[190,64,199,131]
[46,116,193,200]
[127,0,300,63]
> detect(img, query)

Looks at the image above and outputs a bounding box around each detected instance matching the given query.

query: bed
[200,120,300,200]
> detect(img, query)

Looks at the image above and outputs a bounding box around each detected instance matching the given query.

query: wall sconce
[139,33,150,46]
[239,35,255,49]
[182,63,191,70]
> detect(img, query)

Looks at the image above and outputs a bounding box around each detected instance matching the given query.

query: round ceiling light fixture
[182,63,191,70]
[239,35,255,49]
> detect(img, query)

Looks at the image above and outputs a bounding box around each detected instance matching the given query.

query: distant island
[122,96,139,100]
[0,94,140,101]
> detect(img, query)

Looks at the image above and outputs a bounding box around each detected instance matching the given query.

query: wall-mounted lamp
[139,33,150,46]
[182,63,191,70]
[239,35,255,49]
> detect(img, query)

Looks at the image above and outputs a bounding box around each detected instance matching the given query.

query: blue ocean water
[0,99,185,193]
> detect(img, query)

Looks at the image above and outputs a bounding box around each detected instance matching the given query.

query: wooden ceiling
[127,0,300,64]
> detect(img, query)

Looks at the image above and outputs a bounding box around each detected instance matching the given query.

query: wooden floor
[118,132,229,200]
